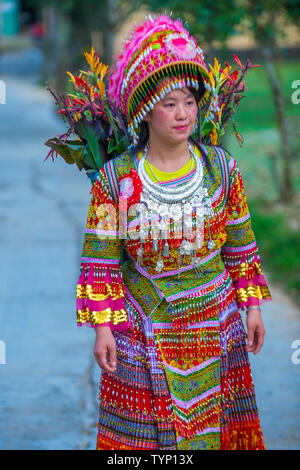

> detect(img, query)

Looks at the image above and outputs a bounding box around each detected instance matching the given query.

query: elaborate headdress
[44,12,258,174]
[108,14,219,143]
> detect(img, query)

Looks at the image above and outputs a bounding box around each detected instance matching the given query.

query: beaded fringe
[76,263,127,326]
[172,394,221,439]
[221,364,254,412]
[221,419,266,450]
[99,375,175,423]
[97,434,149,450]
[76,263,125,304]
[156,327,220,360]
[169,283,236,329]
[221,248,262,281]
[77,264,125,300]
[90,172,115,206]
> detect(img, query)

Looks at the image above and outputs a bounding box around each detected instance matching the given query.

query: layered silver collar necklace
[135,140,216,275]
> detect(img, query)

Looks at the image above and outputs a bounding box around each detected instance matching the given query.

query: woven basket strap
[103,154,131,265]
[103,159,120,205]
[213,145,230,210]
[103,152,134,204]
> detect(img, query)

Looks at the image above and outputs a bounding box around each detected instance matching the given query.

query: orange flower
[210,128,218,145]
[84,46,109,97]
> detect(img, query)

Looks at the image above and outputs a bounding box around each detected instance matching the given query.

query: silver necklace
[139,142,203,201]
[146,152,194,184]
[135,141,216,275]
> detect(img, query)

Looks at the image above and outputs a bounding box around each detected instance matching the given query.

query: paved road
[0,71,100,449]
[0,53,299,450]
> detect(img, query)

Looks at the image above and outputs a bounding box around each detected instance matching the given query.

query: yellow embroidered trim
[77,307,128,325]
[235,284,271,303]
[76,284,125,301]
[76,285,87,298]
[237,262,263,278]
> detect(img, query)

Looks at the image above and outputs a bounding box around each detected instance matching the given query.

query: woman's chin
[171,131,191,144]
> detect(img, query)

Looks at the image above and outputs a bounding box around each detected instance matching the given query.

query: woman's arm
[220,152,272,353]
[76,168,129,331]
[94,326,117,373]
[76,167,130,371]
[245,308,265,355]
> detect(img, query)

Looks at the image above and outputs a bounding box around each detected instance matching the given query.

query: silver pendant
[137,245,143,264]
[163,241,169,257]
[155,256,164,272]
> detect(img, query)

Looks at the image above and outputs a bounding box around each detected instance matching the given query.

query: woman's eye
[165,103,174,107]
[186,101,194,105]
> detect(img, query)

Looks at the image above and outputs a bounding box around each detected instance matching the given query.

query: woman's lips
[174,125,189,131]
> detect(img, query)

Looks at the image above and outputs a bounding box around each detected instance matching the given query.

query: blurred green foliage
[250,198,300,304]
[231,61,300,132]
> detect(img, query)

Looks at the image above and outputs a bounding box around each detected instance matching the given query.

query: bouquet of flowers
[44,46,259,180]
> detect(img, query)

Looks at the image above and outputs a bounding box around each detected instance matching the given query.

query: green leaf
[201,121,215,138]
[107,137,116,154]
[44,138,85,170]
[44,137,100,171]
[74,119,103,169]
[84,145,99,171]
[107,135,130,156]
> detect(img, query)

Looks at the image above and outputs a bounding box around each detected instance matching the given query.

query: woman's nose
[175,105,188,120]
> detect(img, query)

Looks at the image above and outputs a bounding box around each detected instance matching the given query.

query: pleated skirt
[95,268,266,450]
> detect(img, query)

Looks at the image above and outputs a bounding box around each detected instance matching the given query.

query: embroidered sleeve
[221,153,272,311]
[76,167,129,330]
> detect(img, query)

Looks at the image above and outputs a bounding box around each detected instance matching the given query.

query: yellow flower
[73,112,81,122]
[217,103,225,120]
[84,46,98,72]
[220,65,231,84]
[84,47,108,79]
[84,47,108,97]
[208,70,216,89]
[210,128,218,145]
[66,71,76,83]
[99,62,109,91]
[90,85,95,102]
[68,93,79,100]
[209,57,220,77]
[96,80,105,97]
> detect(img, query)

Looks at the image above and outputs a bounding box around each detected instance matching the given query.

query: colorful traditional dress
[76,143,272,450]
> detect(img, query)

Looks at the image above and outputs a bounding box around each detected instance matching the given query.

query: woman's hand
[245,308,265,355]
[94,326,117,373]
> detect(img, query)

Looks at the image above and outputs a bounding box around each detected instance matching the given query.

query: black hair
[132,74,215,183]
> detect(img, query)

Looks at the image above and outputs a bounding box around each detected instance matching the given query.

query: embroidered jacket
[75,144,272,329]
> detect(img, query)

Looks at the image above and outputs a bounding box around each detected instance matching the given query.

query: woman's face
[144,86,198,146]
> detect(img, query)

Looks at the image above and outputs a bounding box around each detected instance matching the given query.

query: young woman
[76,14,272,450]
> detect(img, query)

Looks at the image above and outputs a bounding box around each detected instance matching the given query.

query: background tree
[28,0,141,91]
[244,0,297,203]
[283,0,300,29]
